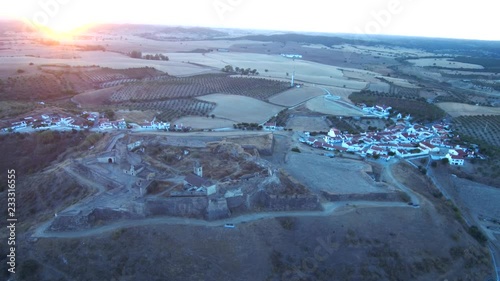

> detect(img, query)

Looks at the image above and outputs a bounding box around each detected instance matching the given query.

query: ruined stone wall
[250,191,322,211]
[145,197,208,219]
[321,191,403,202]
[207,198,231,221]
[49,213,90,232]
[87,208,142,226]
[74,163,124,190]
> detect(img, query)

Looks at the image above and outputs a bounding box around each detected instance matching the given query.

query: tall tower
[194,161,203,177]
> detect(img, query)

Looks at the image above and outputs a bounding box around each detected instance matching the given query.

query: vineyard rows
[83,72,128,83]
[453,115,500,147]
[101,79,139,88]
[109,76,289,102]
[120,99,216,121]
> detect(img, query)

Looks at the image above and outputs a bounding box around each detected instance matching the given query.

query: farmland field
[437,102,500,117]
[268,86,325,106]
[170,52,369,89]
[1,74,67,100]
[306,96,365,116]
[120,99,216,122]
[452,115,500,147]
[109,75,290,102]
[72,86,124,107]
[197,93,284,124]
[408,58,484,69]
[286,116,330,132]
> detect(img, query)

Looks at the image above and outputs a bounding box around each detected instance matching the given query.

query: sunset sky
[0,0,498,41]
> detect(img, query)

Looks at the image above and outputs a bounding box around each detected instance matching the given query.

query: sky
[0,0,498,41]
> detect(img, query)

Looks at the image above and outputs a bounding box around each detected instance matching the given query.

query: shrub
[468,226,487,245]
[291,147,301,153]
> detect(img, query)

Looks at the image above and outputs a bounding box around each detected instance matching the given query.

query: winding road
[32,201,411,239]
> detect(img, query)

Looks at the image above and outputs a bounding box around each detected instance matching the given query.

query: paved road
[32,201,411,239]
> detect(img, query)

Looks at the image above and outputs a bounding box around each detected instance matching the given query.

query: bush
[468,226,487,245]
[20,259,40,280]
[277,217,296,230]
[291,147,301,153]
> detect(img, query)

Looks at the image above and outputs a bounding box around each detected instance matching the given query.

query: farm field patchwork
[171,52,369,89]
[197,93,284,124]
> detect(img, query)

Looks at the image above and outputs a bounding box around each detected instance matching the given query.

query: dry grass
[72,86,124,107]
[437,102,500,117]
[268,86,324,106]
[197,93,284,124]
[306,96,365,116]
[408,58,484,69]
[174,116,235,129]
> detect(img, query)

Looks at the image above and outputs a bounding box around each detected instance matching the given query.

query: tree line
[130,51,169,61]
[221,65,259,75]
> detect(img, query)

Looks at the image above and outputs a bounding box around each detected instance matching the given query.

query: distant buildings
[281,54,302,59]
[299,118,474,165]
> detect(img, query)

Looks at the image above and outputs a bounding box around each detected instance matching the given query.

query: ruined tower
[194,161,203,177]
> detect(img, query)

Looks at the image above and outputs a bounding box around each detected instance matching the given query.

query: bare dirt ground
[306,96,365,116]
[284,152,389,194]
[197,93,284,124]
[268,86,325,107]
[16,202,491,281]
[437,102,500,117]
[286,116,330,132]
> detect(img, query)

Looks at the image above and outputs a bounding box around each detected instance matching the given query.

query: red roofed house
[264,122,277,131]
[446,149,465,166]
[419,142,440,153]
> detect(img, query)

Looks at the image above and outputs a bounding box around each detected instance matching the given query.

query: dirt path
[32,201,411,239]
[381,160,422,205]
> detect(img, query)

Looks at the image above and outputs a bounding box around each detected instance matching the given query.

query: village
[1,101,485,169]
[1,110,181,133]
[298,104,483,166]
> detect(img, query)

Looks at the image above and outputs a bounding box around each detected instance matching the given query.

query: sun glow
[27,19,95,41]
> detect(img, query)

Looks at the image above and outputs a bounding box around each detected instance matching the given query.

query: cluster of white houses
[1,111,131,132]
[2,113,91,132]
[300,121,476,166]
